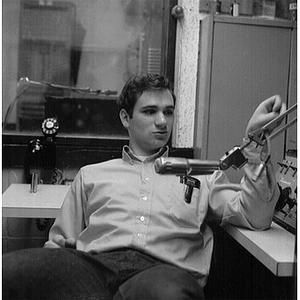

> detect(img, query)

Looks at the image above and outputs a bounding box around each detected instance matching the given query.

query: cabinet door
[203,20,291,182]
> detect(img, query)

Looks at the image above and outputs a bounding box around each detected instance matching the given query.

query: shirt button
[144,177,150,181]
[140,216,145,222]
[142,196,147,201]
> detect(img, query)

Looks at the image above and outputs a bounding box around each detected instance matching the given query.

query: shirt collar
[122,145,169,164]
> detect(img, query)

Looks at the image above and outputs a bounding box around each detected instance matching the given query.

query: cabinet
[195,15,297,182]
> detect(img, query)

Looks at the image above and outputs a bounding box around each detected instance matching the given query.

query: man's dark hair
[117,73,176,118]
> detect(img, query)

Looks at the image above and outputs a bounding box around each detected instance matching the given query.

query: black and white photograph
[2,1,297,299]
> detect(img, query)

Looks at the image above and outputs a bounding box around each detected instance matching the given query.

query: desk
[2,184,70,218]
[222,223,296,277]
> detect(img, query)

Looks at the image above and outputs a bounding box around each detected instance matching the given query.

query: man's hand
[245,95,286,137]
[44,235,76,249]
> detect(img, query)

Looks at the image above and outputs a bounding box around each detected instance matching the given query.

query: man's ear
[119,109,130,128]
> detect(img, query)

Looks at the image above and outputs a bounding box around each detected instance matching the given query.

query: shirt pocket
[167,182,201,228]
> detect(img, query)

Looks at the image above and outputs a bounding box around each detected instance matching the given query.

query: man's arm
[207,95,286,230]
[44,170,87,249]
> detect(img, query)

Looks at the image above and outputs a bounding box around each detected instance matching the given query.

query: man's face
[120,89,175,156]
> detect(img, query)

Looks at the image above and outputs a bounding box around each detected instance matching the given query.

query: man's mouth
[153,131,169,137]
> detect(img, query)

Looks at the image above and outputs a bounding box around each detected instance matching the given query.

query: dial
[41,118,59,136]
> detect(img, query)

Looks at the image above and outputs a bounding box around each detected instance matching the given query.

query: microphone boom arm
[155,103,297,180]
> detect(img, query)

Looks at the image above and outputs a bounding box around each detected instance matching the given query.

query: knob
[171,5,184,19]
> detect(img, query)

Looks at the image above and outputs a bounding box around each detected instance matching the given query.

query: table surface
[2,183,296,277]
[2,183,70,218]
[222,223,296,277]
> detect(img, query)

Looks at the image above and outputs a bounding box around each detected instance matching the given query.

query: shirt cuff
[241,138,264,164]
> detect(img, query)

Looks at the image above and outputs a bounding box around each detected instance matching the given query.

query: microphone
[154,157,221,175]
[154,147,248,176]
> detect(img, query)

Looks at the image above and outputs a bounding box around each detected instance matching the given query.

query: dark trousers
[3,248,205,300]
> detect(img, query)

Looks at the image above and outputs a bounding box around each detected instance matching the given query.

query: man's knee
[3,248,49,278]
[3,248,54,299]
[151,277,203,300]
[3,248,89,300]
[116,264,205,300]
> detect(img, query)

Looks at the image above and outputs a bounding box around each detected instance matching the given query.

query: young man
[3,73,285,300]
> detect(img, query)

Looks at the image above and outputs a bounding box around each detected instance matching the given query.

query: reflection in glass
[3,0,165,137]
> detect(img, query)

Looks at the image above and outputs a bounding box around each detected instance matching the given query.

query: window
[3,0,176,139]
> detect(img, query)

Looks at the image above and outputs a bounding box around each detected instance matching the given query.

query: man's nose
[155,112,167,126]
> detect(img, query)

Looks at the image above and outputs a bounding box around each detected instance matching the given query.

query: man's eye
[164,110,174,116]
[143,109,156,115]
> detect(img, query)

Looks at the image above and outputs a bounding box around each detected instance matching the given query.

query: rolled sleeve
[48,170,86,242]
[208,139,279,230]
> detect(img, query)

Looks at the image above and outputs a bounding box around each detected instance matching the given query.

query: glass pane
[3,0,165,138]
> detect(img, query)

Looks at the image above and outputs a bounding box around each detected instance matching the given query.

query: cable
[52,168,64,185]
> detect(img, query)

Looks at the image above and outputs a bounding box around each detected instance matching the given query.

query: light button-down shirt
[48,143,278,286]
